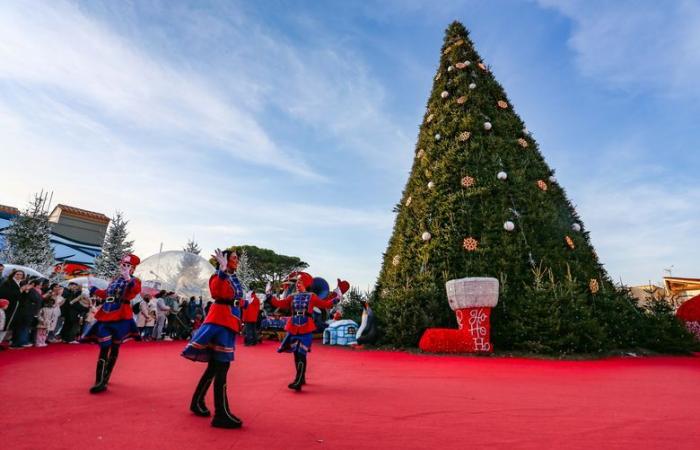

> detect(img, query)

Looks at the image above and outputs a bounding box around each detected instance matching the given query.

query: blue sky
[1,0,699,288]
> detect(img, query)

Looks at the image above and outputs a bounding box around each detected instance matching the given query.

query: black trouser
[243,322,257,345]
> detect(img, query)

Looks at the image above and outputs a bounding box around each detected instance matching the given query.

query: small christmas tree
[173,238,207,297]
[236,249,255,292]
[93,211,133,279]
[0,193,55,275]
[374,22,695,354]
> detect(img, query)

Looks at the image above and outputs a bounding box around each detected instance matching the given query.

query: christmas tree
[374,22,695,354]
[172,238,207,297]
[0,193,55,275]
[236,249,254,292]
[93,211,133,279]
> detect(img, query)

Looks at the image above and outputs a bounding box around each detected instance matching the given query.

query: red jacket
[93,278,142,322]
[269,292,336,334]
[204,271,245,332]
[242,294,260,323]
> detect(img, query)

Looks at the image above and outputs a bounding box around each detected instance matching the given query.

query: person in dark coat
[0,269,25,343]
[60,282,83,343]
[11,277,40,348]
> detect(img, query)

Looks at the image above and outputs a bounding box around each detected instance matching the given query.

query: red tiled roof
[53,204,110,224]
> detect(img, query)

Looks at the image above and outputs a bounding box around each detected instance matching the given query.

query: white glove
[333,287,343,300]
[213,248,227,270]
[265,282,272,295]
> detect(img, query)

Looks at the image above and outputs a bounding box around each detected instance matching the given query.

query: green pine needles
[374,22,696,354]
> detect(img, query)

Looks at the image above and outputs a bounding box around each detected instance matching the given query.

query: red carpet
[2,341,699,449]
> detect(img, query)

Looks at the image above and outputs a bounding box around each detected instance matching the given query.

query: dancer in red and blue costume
[81,254,142,394]
[182,248,247,429]
[266,275,345,391]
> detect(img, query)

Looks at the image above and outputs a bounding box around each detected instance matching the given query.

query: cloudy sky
[1,0,699,288]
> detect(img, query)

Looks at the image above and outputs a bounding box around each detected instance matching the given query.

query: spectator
[36,297,60,347]
[137,294,156,340]
[0,263,5,284]
[152,291,171,340]
[10,278,39,348]
[60,282,83,343]
[0,269,25,345]
[242,292,261,346]
[45,284,64,343]
[0,298,9,348]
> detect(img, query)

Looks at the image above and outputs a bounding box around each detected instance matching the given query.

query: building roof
[50,204,110,224]
[0,204,20,215]
[663,277,700,294]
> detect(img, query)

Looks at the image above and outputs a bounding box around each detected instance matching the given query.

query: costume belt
[214,299,241,306]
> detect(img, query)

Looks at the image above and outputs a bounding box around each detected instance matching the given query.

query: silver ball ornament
[483,121,492,131]
[447,65,454,72]
[503,221,515,232]
[549,175,557,183]
[440,90,449,99]
[427,181,435,189]
[421,231,432,241]
[572,223,582,232]
[497,171,508,180]
[469,82,476,90]
[434,133,441,140]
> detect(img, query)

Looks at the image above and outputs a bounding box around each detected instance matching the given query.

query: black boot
[287,355,305,391]
[211,362,242,429]
[190,362,215,417]
[89,357,108,394]
[104,345,120,385]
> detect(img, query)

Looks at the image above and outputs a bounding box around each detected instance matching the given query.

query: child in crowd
[0,298,9,349]
[36,298,60,347]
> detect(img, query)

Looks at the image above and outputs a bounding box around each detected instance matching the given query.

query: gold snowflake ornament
[589,279,599,294]
[517,138,529,148]
[537,180,548,191]
[461,176,475,188]
[565,235,575,249]
[458,131,471,141]
[463,237,479,252]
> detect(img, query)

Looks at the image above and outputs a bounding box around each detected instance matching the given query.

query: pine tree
[374,22,695,354]
[93,211,133,279]
[236,249,254,292]
[0,193,55,275]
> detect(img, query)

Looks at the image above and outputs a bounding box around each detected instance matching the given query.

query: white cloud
[0,1,317,178]
[572,138,700,285]
[537,0,700,99]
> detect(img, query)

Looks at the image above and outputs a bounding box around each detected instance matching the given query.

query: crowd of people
[0,264,220,350]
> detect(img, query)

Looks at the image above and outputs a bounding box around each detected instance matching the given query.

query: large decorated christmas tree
[374,22,695,354]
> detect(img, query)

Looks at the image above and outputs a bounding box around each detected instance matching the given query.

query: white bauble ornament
[522,127,529,135]
[422,231,432,241]
[427,181,435,189]
[464,60,471,66]
[549,175,557,183]
[483,121,492,131]
[469,82,476,90]
[572,223,582,232]
[497,171,508,180]
[447,65,454,72]
[503,221,515,231]
[435,133,441,140]
[440,90,449,98]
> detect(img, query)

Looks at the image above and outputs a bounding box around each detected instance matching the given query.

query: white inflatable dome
[133,250,215,300]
